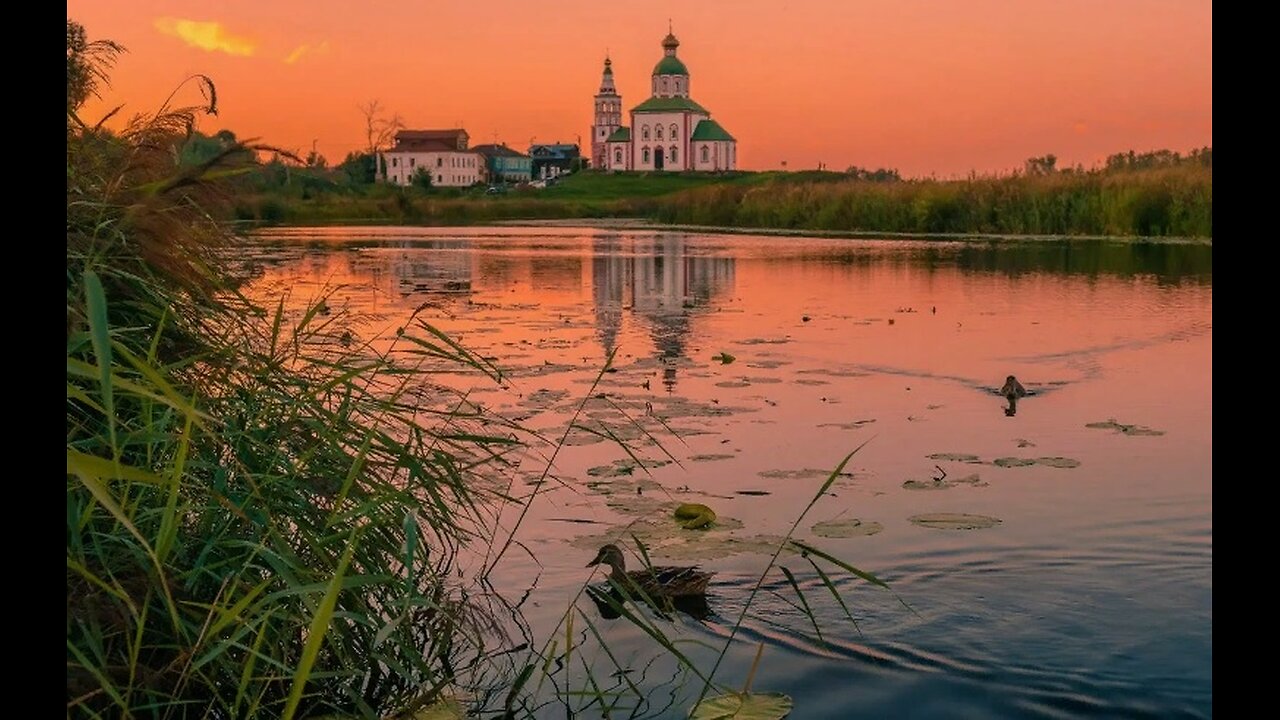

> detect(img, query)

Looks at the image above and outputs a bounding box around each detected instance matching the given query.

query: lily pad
[927,452,982,463]
[674,503,717,529]
[909,513,1002,530]
[716,380,752,388]
[690,692,793,720]
[817,419,876,430]
[793,378,830,386]
[1086,419,1166,436]
[904,473,987,490]
[1034,456,1081,468]
[811,519,884,537]
[691,453,736,462]
[992,457,1037,468]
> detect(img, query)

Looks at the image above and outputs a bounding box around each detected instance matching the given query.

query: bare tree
[359,99,405,156]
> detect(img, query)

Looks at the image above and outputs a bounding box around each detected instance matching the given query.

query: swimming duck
[586,544,713,599]
[1000,375,1027,400]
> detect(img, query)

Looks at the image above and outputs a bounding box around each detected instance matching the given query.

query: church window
[662,78,669,92]
[615,149,623,164]
[656,126,663,140]
[670,124,678,140]
[675,79,681,92]
[392,158,398,167]
[643,147,650,163]
[642,126,650,141]
[701,146,709,163]
[671,146,678,163]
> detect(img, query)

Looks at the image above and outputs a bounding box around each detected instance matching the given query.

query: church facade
[591,30,737,172]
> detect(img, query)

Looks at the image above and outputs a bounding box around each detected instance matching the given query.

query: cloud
[284,41,331,65]
[154,17,256,56]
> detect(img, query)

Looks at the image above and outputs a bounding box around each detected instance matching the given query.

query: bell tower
[592,54,622,169]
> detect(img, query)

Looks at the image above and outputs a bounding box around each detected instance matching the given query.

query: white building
[381,129,485,187]
[593,29,737,172]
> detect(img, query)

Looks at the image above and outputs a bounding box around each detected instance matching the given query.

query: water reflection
[238,227,1211,720]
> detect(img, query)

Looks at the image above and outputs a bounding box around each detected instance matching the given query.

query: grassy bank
[240,163,1210,238]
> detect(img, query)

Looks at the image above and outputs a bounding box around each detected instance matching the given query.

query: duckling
[586,544,713,599]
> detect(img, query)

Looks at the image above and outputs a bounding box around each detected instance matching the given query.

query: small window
[675,79,681,92]
[642,126,650,141]
[671,146,678,163]
[701,146,709,162]
[643,147,650,163]
[392,157,398,167]
[670,124,678,140]
[656,126,663,140]
[662,78,669,92]
[615,149,622,163]
[410,158,415,167]
[437,158,443,167]
[438,175,443,183]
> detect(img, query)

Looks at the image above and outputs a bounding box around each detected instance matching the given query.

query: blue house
[528,143,581,180]
[472,144,533,184]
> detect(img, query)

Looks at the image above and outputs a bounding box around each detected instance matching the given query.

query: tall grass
[651,165,1212,237]
[69,22,903,718]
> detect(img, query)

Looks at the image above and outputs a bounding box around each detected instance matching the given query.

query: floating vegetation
[758,468,847,480]
[690,692,793,720]
[716,380,752,388]
[903,473,987,490]
[586,458,671,478]
[743,376,784,384]
[992,457,1038,468]
[746,360,789,369]
[795,368,871,378]
[927,452,982,463]
[794,378,831,386]
[1086,419,1167,436]
[811,519,884,538]
[521,388,570,409]
[735,490,772,496]
[674,503,718,529]
[909,513,1003,530]
[712,351,737,364]
[690,453,736,462]
[818,419,877,430]
[736,338,790,346]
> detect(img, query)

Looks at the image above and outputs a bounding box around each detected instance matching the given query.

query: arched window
[642,147,650,163]
[675,79,681,92]
[642,126,650,141]
[615,149,623,164]
[671,146,678,163]
[656,126,663,140]
[670,124,678,140]
[662,78,669,93]
[701,146,709,163]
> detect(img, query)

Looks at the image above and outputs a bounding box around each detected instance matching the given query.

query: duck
[586,544,714,600]
[1000,375,1028,400]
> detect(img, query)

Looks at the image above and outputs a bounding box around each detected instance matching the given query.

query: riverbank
[242,163,1212,240]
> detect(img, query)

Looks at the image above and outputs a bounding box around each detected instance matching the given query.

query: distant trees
[844,166,901,182]
[1024,154,1058,176]
[337,152,377,185]
[411,167,433,190]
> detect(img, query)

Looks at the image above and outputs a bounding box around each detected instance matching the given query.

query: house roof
[632,96,710,114]
[383,140,456,153]
[690,119,735,142]
[471,143,528,159]
[605,127,631,142]
[529,144,581,159]
[396,129,468,141]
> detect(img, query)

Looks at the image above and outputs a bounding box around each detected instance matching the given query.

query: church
[591,29,737,172]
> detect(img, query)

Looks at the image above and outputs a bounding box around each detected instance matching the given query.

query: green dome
[653,55,688,76]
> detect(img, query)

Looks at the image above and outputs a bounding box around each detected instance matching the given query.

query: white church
[591,29,737,172]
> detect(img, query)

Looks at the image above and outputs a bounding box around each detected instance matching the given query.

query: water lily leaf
[690,692,793,719]
[992,457,1037,468]
[811,519,883,537]
[674,503,717,529]
[909,513,1002,530]
[1086,419,1165,436]
[1034,456,1081,468]
[927,452,982,463]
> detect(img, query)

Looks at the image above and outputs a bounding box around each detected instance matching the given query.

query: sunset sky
[67,0,1211,176]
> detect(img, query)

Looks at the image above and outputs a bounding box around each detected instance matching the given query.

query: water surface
[242,227,1211,719]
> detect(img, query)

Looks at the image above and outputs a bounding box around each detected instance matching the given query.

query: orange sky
[67,0,1211,176]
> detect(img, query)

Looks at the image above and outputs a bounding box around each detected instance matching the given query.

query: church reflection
[592,234,735,391]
